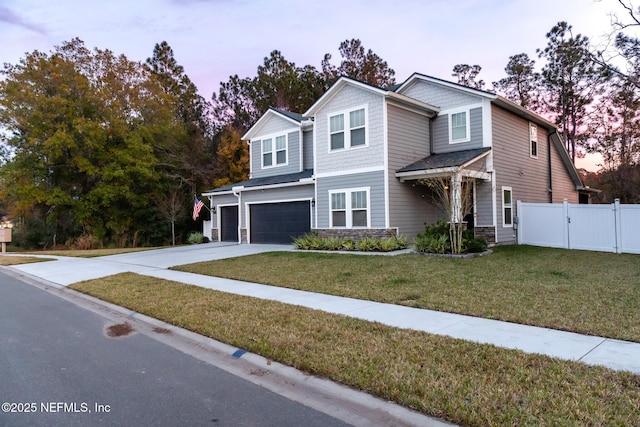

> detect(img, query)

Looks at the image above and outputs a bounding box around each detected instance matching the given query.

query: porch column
[451,171,463,223]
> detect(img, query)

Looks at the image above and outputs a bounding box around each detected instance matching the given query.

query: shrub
[66,234,102,250]
[379,235,409,252]
[293,232,324,250]
[356,237,381,252]
[464,237,488,253]
[187,232,205,244]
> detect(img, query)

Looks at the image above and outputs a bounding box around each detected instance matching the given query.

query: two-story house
[202,73,587,245]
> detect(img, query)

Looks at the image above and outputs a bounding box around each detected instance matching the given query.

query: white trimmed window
[261,134,287,168]
[330,188,369,228]
[502,187,513,227]
[329,107,367,151]
[449,109,470,143]
[529,123,538,158]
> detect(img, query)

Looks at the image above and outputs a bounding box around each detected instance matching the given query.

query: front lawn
[71,273,640,427]
[0,255,55,266]
[172,245,640,342]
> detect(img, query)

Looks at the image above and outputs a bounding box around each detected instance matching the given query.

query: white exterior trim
[327,104,369,153]
[328,187,371,229]
[483,98,493,148]
[382,99,390,228]
[244,197,313,244]
[315,166,385,179]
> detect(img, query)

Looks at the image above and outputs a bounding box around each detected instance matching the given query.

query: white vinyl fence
[516,199,640,254]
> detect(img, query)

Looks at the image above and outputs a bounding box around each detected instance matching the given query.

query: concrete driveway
[9,243,293,286]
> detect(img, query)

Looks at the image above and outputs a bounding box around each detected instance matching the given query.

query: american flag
[193,196,205,221]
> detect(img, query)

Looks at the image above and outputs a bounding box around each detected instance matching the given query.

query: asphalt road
[0,270,352,427]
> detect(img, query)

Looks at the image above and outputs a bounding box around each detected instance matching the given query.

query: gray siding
[313,85,385,174]
[209,193,239,228]
[239,184,314,228]
[399,79,483,110]
[551,144,579,203]
[491,104,579,243]
[303,130,313,170]
[386,103,439,237]
[251,130,301,178]
[432,107,484,153]
[474,180,493,227]
[316,171,385,229]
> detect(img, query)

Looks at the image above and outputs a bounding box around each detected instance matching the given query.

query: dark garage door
[220,205,238,242]
[250,201,310,244]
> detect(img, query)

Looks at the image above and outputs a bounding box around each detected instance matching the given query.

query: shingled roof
[204,169,314,194]
[396,148,491,173]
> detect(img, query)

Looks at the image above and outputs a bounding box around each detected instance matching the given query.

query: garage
[219,205,238,242]
[249,201,311,244]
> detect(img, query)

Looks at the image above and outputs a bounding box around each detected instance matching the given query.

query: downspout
[547,133,553,203]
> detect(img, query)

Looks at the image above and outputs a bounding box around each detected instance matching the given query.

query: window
[331,192,346,227]
[330,114,344,150]
[329,107,367,151]
[529,123,538,158]
[449,110,470,143]
[502,187,513,227]
[262,138,272,167]
[330,188,369,228]
[261,134,287,168]
[350,109,366,146]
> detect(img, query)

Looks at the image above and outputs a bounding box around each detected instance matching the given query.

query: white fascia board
[304,77,387,117]
[395,167,457,182]
[396,73,499,100]
[233,180,314,193]
[242,109,302,140]
[315,166,385,179]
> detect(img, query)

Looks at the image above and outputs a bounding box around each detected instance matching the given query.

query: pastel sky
[0,0,633,170]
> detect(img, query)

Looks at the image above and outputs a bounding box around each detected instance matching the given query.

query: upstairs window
[261,134,287,168]
[330,114,345,150]
[529,123,538,158]
[329,107,367,151]
[449,110,470,143]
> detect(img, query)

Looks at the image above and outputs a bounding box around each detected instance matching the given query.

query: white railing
[516,199,640,254]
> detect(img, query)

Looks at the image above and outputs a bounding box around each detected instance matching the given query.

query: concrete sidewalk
[6,243,640,374]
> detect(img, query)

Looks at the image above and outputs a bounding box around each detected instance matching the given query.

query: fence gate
[517,199,640,254]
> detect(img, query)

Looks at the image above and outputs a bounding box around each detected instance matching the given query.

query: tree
[419,174,473,254]
[452,64,485,89]
[492,53,541,109]
[321,39,396,88]
[0,38,177,247]
[537,21,607,163]
[212,126,249,188]
[145,41,215,192]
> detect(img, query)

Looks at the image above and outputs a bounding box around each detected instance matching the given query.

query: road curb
[1,266,454,427]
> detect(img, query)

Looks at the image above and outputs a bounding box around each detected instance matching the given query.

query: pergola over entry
[395,148,492,222]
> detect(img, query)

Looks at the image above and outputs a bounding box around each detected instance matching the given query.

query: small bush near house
[187,232,205,244]
[415,220,487,254]
[293,232,408,252]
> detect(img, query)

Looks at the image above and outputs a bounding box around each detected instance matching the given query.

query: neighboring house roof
[202,169,314,195]
[395,148,492,181]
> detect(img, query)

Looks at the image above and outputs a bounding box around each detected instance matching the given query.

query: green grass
[71,273,640,427]
[172,245,640,342]
[19,246,165,258]
[0,255,55,266]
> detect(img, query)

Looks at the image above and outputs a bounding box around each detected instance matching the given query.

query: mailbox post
[0,225,12,253]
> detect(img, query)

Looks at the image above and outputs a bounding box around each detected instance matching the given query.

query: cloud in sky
[0,0,636,171]
[0,5,47,34]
